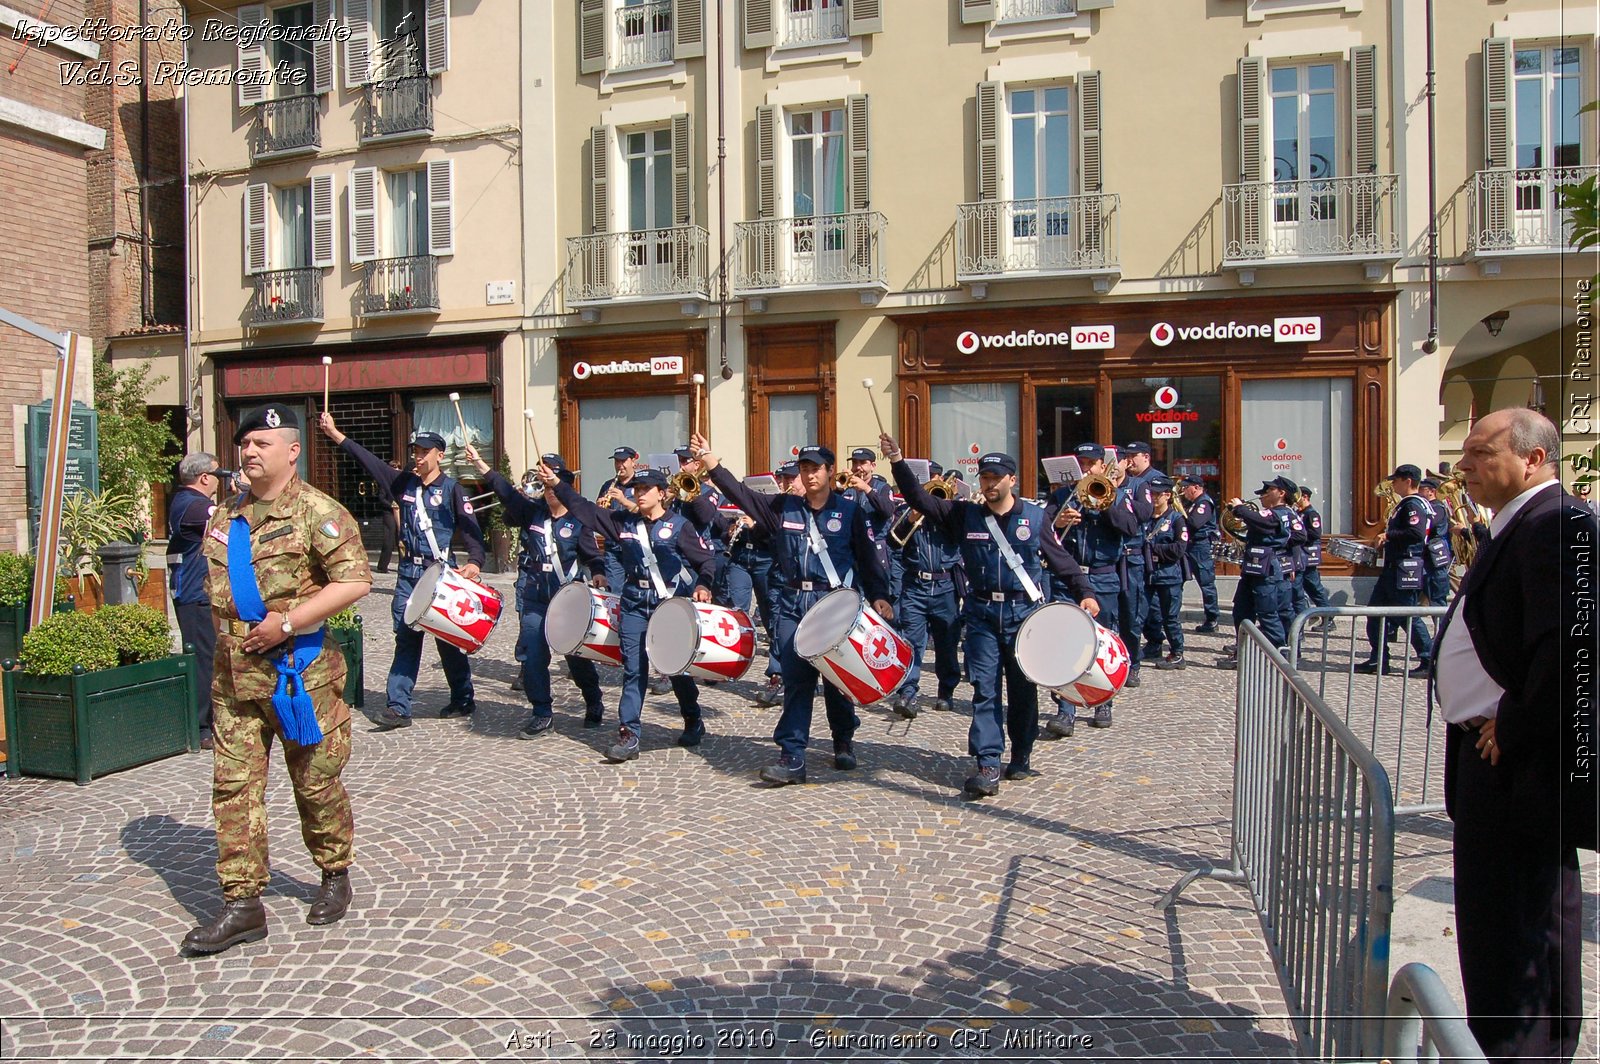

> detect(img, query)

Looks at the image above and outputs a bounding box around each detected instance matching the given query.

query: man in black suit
[1436,407,1596,1062]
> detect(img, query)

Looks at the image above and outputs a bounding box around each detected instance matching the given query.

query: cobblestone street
[0,569,1592,1061]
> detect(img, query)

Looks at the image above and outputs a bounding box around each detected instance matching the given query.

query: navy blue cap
[631,468,669,490]
[929,460,944,476]
[1419,478,1439,491]
[948,470,965,482]
[1123,441,1153,455]
[1388,463,1422,482]
[1275,475,1298,495]
[1179,474,1204,487]
[797,444,835,467]
[409,430,447,452]
[775,461,799,478]
[1074,442,1106,463]
[849,447,877,462]
[1147,474,1175,493]
[540,452,566,469]
[1300,485,1315,498]
[233,403,300,444]
[977,452,1017,475]
[674,445,696,461]
[612,446,639,461]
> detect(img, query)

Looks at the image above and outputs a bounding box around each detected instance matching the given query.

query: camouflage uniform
[201,478,372,901]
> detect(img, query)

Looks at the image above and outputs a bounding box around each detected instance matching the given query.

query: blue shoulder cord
[227,515,324,746]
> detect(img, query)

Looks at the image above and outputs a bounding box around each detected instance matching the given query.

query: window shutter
[590,125,611,232]
[311,174,337,267]
[754,105,777,279]
[1236,55,1266,254]
[344,0,371,87]
[236,5,267,107]
[244,182,269,275]
[742,0,774,50]
[1348,45,1377,175]
[672,112,693,225]
[846,0,881,36]
[579,0,606,74]
[312,0,336,94]
[1076,0,1115,9]
[1077,70,1104,258]
[846,94,870,212]
[424,0,450,74]
[974,81,1000,266]
[1482,37,1512,169]
[349,166,378,263]
[427,159,455,255]
[961,0,994,25]
[674,0,705,59]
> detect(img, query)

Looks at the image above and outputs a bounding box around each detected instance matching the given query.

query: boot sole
[181,925,268,954]
[759,772,805,785]
[306,906,350,926]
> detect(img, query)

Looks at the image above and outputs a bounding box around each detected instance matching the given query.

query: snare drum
[402,563,504,655]
[646,598,756,683]
[1324,538,1380,568]
[544,582,624,666]
[1054,623,1132,709]
[792,588,912,706]
[1014,601,1101,693]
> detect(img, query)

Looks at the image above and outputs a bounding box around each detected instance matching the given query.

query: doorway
[1034,384,1096,485]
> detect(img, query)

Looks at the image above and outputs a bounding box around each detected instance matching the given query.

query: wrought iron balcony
[779,0,847,46]
[1468,165,1597,255]
[615,0,673,69]
[955,194,1119,284]
[249,267,323,326]
[998,0,1075,21]
[1222,174,1401,268]
[359,255,440,316]
[250,95,320,162]
[564,225,710,307]
[731,212,887,296]
[359,75,433,144]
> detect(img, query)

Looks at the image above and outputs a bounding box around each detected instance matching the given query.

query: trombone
[887,474,957,548]
[669,470,704,502]
[1074,472,1116,512]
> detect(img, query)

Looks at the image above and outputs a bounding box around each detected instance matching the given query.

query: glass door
[1033,383,1095,493]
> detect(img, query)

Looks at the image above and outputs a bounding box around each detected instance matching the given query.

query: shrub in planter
[19,611,117,675]
[325,607,364,709]
[94,603,174,666]
[0,551,74,659]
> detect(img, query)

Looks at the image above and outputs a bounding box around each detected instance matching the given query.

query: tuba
[1427,468,1482,570]
[887,476,956,548]
[1220,499,1260,542]
[669,470,703,501]
[1074,472,1116,512]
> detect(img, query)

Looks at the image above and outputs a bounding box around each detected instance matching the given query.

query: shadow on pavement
[119,814,316,923]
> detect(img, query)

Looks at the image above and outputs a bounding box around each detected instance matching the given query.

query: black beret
[233,403,301,444]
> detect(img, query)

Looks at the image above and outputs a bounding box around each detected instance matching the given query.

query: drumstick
[320,355,332,412]
[692,373,705,441]
[861,378,887,437]
[448,391,470,445]
[523,408,542,467]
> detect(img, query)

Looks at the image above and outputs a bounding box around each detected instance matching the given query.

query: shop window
[766,393,817,470]
[412,394,493,483]
[576,395,689,496]
[1239,378,1352,534]
[930,382,1020,478]
[1111,376,1222,498]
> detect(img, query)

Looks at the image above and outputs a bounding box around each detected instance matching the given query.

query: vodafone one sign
[1148,316,1322,346]
[955,326,1115,354]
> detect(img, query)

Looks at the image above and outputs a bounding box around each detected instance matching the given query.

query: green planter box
[0,598,74,662]
[329,619,364,709]
[3,654,198,785]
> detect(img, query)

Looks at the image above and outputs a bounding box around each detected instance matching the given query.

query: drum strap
[804,510,844,590]
[635,519,672,598]
[414,487,447,563]
[540,519,579,585]
[984,513,1044,604]
[226,515,324,747]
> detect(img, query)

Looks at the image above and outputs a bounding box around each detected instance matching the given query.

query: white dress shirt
[1435,479,1559,723]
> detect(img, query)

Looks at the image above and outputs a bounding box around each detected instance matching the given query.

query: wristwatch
[279,614,295,637]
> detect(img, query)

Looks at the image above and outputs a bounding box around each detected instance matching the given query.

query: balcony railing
[615,0,673,69]
[1223,174,1401,266]
[251,95,320,161]
[955,194,1119,281]
[359,255,440,316]
[564,226,710,306]
[359,75,433,143]
[998,0,1075,21]
[779,0,847,46]
[1468,165,1596,254]
[249,267,323,326]
[732,211,887,294]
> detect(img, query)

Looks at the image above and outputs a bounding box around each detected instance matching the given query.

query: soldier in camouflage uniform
[181,403,373,956]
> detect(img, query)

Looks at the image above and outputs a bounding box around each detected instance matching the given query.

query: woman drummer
[538,463,715,761]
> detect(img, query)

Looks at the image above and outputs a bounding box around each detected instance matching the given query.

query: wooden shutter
[742,0,774,50]
[847,0,881,36]
[1077,70,1104,258]
[1349,45,1377,174]
[312,0,336,94]
[1481,37,1514,245]
[579,0,606,74]
[426,159,455,255]
[961,0,994,25]
[672,113,693,225]
[674,0,705,59]
[310,174,336,267]
[237,5,267,107]
[244,183,269,275]
[424,0,450,74]
[846,94,870,211]
[974,81,1000,266]
[588,126,611,291]
[349,166,378,263]
[754,105,778,278]
[344,0,371,87]
[1237,55,1266,254]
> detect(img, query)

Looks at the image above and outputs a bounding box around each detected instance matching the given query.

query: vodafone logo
[1275,437,1289,451]
[969,443,980,455]
[1154,386,1179,409]
[956,330,981,355]
[573,361,592,380]
[1150,322,1175,347]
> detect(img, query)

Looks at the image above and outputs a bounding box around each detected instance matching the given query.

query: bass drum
[792,588,912,707]
[646,598,756,683]
[544,582,623,666]
[1014,601,1101,693]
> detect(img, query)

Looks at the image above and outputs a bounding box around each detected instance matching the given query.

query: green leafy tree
[93,355,180,512]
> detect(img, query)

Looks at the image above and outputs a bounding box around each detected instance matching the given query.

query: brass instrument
[669,470,704,501]
[1074,472,1116,511]
[887,476,956,548]
[1219,499,1261,542]
[834,471,854,491]
[1426,468,1483,570]
[1373,480,1401,524]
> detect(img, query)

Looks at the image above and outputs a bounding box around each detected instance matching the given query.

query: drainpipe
[716,0,730,381]
[179,5,196,441]
[139,0,151,325]
[1420,0,1440,355]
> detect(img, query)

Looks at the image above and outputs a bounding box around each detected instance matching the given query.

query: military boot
[307,869,352,926]
[181,897,267,954]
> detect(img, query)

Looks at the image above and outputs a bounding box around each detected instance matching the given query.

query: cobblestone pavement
[0,570,1593,1062]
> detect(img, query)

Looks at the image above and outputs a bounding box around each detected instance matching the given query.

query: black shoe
[306,869,352,926]
[891,691,919,719]
[933,695,955,713]
[1045,712,1076,738]
[1157,652,1186,670]
[510,675,525,692]
[1003,763,1040,781]
[606,727,640,762]
[1124,668,1142,689]
[677,719,706,747]
[181,897,267,955]
[1194,621,1220,634]
[755,677,783,707]
[582,711,604,729]
[760,755,806,785]
[964,764,1001,798]
[519,716,555,740]
[833,741,856,771]
[649,674,673,696]
[438,701,475,718]
[1090,705,1113,728]
[199,732,214,751]
[373,709,413,730]
[1215,656,1237,671]
[1352,660,1380,675]
[1407,662,1432,678]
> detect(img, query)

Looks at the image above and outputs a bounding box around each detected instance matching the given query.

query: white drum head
[544,582,593,657]
[645,598,698,675]
[1015,602,1099,688]
[793,589,861,660]
[403,564,445,627]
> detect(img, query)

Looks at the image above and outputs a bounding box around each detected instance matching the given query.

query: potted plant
[325,607,364,709]
[0,551,73,660]
[3,604,196,784]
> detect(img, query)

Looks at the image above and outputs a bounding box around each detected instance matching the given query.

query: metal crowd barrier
[1288,606,1448,815]
[1379,962,1488,1064]
[1160,621,1395,1062]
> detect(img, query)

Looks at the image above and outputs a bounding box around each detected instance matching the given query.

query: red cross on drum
[791,588,913,706]
[545,583,625,667]
[645,598,758,683]
[402,563,505,654]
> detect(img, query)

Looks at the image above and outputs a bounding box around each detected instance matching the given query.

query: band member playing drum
[881,433,1100,798]
[1217,476,1303,667]
[318,413,484,730]
[690,433,892,786]
[466,445,608,736]
[539,464,715,761]
[748,461,800,707]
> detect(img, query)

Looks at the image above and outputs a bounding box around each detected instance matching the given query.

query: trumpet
[834,471,854,491]
[669,470,703,502]
[1074,472,1116,512]
[887,475,957,548]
